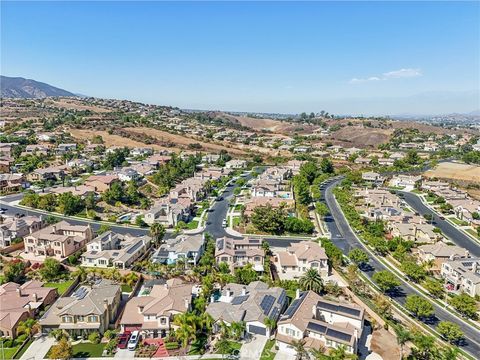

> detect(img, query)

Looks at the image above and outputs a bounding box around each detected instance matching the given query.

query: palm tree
[291,339,308,360]
[264,317,277,335]
[299,268,323,293]
[230,321,246,340]
[73,266,87,282]
[309,346,327,359]
[17,318,39,339]
[175,323,196,353]
[215,336,232,359]
[394,326,412,359]
[149,223,166,246]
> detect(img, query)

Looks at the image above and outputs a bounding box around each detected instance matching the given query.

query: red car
[117,333,131,349]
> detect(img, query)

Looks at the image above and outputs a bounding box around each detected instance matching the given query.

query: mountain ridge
[1,75,76,98]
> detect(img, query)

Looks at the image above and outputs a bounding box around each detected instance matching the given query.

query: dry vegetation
[44,98,112,113]
[424,162,480,183]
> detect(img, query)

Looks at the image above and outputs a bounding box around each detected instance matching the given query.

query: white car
[222,219,227,228]
[127,331,140,351]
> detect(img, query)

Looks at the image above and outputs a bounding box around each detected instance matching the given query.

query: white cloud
[350,68,422,84]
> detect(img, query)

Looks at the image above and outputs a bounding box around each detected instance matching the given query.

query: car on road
[127,331,140,351]
[217,196,224,201]
[222,219,227,228]
[439,216,445,220]
[117,333,131,349]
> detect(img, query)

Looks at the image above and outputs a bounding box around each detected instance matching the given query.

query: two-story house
[151,234,204,266]
[120,279,193,338]
[23,221,93,259]
[215,237,264,272]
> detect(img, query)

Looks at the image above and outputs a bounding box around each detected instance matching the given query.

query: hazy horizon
[2,1,479,116]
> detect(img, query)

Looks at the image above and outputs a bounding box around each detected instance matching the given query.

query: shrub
[88,332,100,344]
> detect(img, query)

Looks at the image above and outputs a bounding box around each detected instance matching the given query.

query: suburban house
[215,237,265,272]
[389,222,441,243]
[151,234,205,266]
[273,241,329,280]
[0,173,26,192]
[39,279,122,336]
[225,159,247,169]
[27,166,65,182]
[417,243,469,272]
[276,291,364,355]
[389,175,422,190]
[450,199,480,226]
[84,174,120,193]
[120,278,193,338]
[117,167,142,183]
[0,280,58,338]
[441,258,480,297]
[144,197,193,228]
[206,281,287,337]
[0,215,44,248]
[81,231,152,269]
[23,220,94,259]
[361,172,385,185]
[56,143,77,154]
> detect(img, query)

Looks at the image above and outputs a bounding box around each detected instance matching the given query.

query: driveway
[239,335,268,360]
[114,348,135,359]
[20,335,54,360]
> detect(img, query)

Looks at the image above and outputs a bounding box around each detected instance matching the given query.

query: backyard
[44,279,75,295]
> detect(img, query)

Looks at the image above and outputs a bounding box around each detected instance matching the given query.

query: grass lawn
[449,217,469,226]
[44,280,74,295]
[218,341,241,354]
[411,189,423,194]
[466,229,480,239]
[71,343,105,358]
[260,339,276,360]
[14,339,33,359]
[186,220,199,229]
[121,284,132,293]
[232,216,241,227]
[1,346,19,359]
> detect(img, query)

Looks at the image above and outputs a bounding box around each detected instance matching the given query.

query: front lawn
[217,340,241,354]
[1,346,19,359]
[44,279,74,295]
[449,217,469,226]
[260,339,276,360]
[466,229,480,239]
[186,220,199,229]
[121,284,133,293]
[71,342,105,358]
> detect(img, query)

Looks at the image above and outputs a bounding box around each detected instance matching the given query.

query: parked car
[117,333,131,349]
[127,331,140,351]
[222,219,227,228]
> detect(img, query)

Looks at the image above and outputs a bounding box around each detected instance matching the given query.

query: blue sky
[2,1,479,115]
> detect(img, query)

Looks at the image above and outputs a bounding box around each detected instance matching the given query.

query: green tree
[299,268,323,293]
[393,326,412,360]
[372,271,400,293]
[401,261,426,283]
[315,202,329,217]
[422,278,444,298]
[348,249,369,266]
[39,258,63,281]
[57,192,84,215]
[291,339,308,360]
[3,260,26,282]
[437,321,463,344]
[448,293,478,319]
[234,263,258,284]
[405,295,434,319]
[251,203,287,235]
[320,158,334,174]
[149,223,166,245]
[17,318,39,339]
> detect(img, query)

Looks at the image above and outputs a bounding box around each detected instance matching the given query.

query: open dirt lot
[126,127,249,155]
[424,162,480,182]
[370,328,403,360]
[69,129,179,152]
[45,99,112,113]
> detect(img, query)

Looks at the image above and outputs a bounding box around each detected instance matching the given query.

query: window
[62,316,73,323]
[88,315,98,322]
[160,318,166,325]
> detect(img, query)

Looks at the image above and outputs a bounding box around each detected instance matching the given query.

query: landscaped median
[332,185,480,332]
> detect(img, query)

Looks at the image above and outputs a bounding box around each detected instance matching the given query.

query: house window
[62,316,73,323]
[160,318,166,325]
[88,315,98,322]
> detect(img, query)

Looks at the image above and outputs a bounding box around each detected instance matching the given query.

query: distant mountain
[1,75,76,98]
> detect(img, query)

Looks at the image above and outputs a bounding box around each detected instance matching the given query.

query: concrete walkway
[20,335,54,360]
[239,335,268,360]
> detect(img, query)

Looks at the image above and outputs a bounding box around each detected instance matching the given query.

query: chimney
[33,293,38,302]
[184,298,190,310]
[103,299,109,311]
[16,288,22,297]
[242,286,246,296]
[295,289,300,299]
[138,305,144,314]
[52,225,57,234]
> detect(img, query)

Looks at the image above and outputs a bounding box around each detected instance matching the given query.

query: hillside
[0,75,76,98]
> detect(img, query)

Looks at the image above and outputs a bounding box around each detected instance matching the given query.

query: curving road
[320,178,480,357]
[398,191,480,257]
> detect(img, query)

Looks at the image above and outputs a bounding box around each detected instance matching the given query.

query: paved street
[321,178,480,357]
[399,191,480,257]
